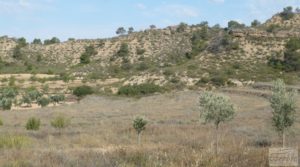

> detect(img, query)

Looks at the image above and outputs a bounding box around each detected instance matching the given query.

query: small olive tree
[133,117,147,145]
[20,88,43,107]
[0,87,18,110]
[37,97,50,107]
[20,94,32,107]
[199,91,235,156]
[0,98,13,110]
[270,79,297,147]
[50,94,65,106]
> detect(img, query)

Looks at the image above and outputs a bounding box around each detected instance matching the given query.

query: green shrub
[269,38,300,72]
[268,56,284,70]
[191,28,209,55]
[27,89,43,101]
[177,22,188,32]
[0,98,13,110]
[283,51,300,71]
[44,37,60,45]
[51,116,70,129]
[197,77,210,86]
[26,64,33,71]
[136,48,146,55]
[285,38,300,51]
[115,43,129,57]
[37,97,50,107]
[26,117,41,131]
[280,6,294,20]
[1,87,18,99]
[118,83,163,96]
[32,38,42,45]
[17,37,27,47]
[228,20,245,29]
[20,94,32,107]
[50,94,65,105]
[254,137,271,147]
[12,46,23,59]
[80,45,98,64]
[210,76,227,86]
[163,69,174,76]
[19,88,42,107]
[0,118,3,126]
[73,85,94,101]
[59,72,72,82]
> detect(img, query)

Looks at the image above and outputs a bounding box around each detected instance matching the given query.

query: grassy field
[0,90,299,167]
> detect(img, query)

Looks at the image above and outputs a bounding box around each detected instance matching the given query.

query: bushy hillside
[0,9,299,93]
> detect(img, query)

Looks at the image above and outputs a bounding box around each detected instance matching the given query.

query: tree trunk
[215,124,219,157]
[137,133,141,145]
[282,130,286,148]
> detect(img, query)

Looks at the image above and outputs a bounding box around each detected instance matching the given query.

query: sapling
[133,117,147,145]
[270,79,297,147]
[199,91,235,156]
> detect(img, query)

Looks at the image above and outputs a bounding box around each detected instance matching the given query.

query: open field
[0,89,299,167]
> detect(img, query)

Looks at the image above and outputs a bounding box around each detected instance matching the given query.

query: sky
[1,0,300,41]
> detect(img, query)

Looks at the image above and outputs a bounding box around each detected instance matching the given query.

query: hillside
[0,12,300,94]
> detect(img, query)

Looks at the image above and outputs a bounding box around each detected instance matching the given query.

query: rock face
[230,28,300,39]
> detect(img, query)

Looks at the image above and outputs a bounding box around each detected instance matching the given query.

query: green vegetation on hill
[269,37,300,72]
[0,7,299,92]
[280,6,295,20]
[44,37,60,45]
[80,45,98,64]
[118,83,163,96]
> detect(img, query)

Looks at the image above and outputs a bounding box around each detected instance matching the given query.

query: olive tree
[26,89,43,102]
[0,88,18,110]
[133,117,147,145]
[270,79,297,147]
[50,94,65,106]
[0,98,13,110]
[199,91,235,156]
[20,94,32,107]
[20,89,42,107]
[37,97,50,107]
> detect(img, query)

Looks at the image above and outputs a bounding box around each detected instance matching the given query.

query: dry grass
[0,90,299,166]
